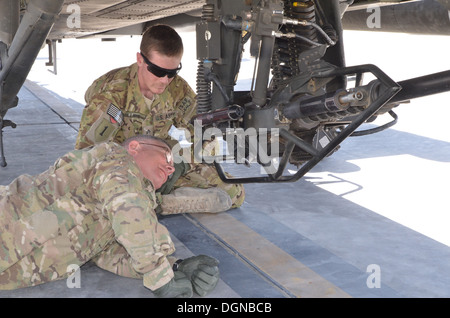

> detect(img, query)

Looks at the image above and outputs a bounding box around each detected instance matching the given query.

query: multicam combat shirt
[75,63,196,149]
[0,142,175,291]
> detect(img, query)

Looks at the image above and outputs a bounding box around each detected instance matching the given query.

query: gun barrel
[283,89,352,119]
[391,70,450,103]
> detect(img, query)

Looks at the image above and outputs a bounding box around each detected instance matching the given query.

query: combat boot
[160,187,232,215]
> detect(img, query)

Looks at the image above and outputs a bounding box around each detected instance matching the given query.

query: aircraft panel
[48,0,204,39]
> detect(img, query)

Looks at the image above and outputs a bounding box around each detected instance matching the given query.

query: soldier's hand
[152,271,193,298]
[177,255,220,297]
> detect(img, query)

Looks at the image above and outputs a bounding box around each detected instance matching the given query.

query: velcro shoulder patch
[107,104,124,125]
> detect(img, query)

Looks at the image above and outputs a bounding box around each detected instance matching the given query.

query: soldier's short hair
[140,24,183,58]
[122,134,171,151]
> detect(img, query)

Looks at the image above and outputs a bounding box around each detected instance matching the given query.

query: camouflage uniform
[0,142,175,291]
[75,63,245,208]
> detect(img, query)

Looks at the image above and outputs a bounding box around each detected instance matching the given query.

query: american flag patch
[107,104,124,125]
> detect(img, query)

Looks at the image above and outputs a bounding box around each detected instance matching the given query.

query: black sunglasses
[140,52,182,78]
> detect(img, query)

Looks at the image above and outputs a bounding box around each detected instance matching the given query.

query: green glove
[157,161,190,195]
[152,271,193,298]
[177,255,220,297]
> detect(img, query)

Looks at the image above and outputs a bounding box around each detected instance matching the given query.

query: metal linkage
[0,0,64,167]
[214,64,401,183]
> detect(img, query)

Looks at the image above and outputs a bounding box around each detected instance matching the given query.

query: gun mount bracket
[213,64,401,183]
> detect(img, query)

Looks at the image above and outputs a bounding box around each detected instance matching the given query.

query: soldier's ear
[127,140,140,156]
[136,52,144,66]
